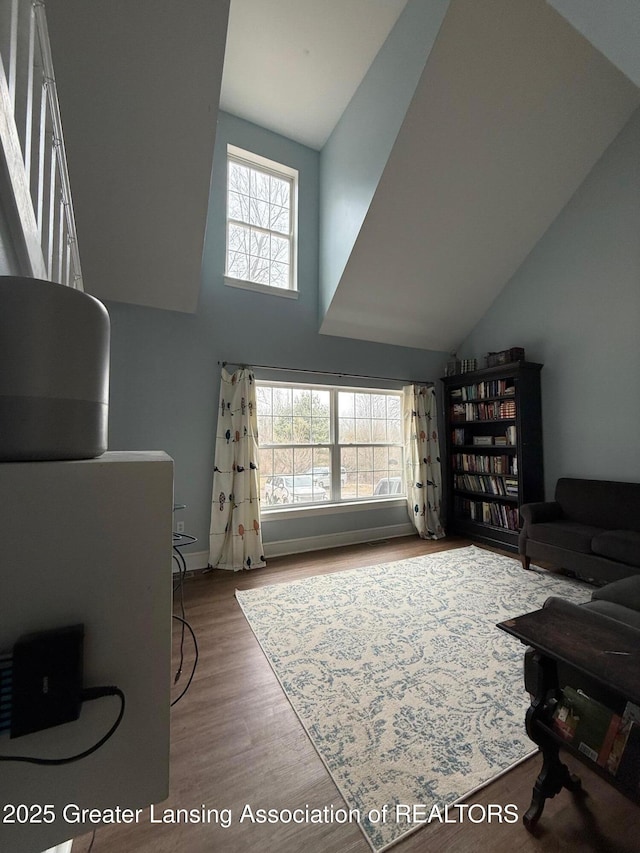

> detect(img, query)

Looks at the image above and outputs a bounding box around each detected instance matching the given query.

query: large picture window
[225,145,298,295]
[257,382,404,508]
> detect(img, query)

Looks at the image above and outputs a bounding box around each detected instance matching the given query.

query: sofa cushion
[555,477,640,532]
[592,575,640,608]
[591,530,640,568]
[528,520,604,554]
[583,599,640,631]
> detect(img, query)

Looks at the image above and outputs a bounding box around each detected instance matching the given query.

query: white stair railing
[0,0,82,289]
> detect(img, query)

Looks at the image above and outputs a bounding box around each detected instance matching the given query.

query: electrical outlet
[175,521,185,534]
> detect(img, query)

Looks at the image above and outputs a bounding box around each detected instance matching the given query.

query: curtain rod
[218,361,434,387]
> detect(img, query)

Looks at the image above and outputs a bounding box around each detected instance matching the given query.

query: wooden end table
[498,599,640,829]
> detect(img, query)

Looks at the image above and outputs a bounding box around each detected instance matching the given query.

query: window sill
[224,276,299,299]
[261,496,407,521]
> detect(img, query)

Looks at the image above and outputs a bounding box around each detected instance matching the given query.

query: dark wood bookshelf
[455,490,519,502]
[452,418,516,424]
[453,445,517,452]
[441,360,544,552]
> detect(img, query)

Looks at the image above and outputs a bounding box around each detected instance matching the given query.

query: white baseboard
[172,549,210,573]
[174,523,415,572]
[263,522,415,559]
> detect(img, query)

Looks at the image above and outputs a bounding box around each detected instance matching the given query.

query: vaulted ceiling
[46,0,640,352]
[319,0,640,351]
[220,0,409,149]
[46,0,230,314]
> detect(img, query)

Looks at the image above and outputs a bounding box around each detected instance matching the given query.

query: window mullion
[330,389,341,499]
[228,217,291,242]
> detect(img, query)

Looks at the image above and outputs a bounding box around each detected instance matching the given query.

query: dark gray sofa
[540,575,640,631]
[519,477,640,586]
[587,574,640,630]
[525,575,640,703]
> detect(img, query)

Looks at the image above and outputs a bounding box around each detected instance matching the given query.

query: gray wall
[459,106,640,495]
[548,0,640,88]
[107,112,448,560]
[319,0,449,318]
[47,0,229,313]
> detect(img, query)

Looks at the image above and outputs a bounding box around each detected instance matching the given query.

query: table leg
[523,740,582,830]
[523,652,583,830]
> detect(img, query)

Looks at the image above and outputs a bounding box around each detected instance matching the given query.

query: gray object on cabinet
[0,276,110,461]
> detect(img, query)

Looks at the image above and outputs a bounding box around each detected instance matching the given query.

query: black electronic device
[10,624,84,738]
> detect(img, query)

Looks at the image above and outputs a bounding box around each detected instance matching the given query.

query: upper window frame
[224,145,299,298]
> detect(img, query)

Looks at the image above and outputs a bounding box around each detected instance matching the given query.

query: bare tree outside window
[258,382,404,507]
[226,147,297,291]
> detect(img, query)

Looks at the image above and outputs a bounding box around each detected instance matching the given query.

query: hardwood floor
[73,536,638,853]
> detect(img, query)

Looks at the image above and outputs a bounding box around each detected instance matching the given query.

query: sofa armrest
[520,501,563,525]
[519,501,564,556]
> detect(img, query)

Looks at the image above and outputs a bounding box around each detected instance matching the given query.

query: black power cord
[172,546,187,683]
[0,686,125,765]
[171,616,198,707]
[171,531,199,705]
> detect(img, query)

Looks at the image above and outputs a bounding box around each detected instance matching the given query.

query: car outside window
[257,382,405,509]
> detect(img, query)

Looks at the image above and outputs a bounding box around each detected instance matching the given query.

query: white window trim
[257,380,406,516]
[225,144,299,294]
[261,496,407,522]
[224,275,299,299]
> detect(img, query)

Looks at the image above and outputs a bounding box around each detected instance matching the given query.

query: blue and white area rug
[235,545,590,851]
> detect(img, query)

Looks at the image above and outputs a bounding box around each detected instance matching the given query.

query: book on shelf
[551,687,621,766]
[458,379,516,400]
[615,721,640,793]
[606,701,640,786]
[452,453,516,475]
[454,496,519,530]
[454,473,509,496]
[452,428,466,446]
[504,477,518,495]
[473,436,493,446]
[551,690,640,789]
[499,400,516,418]
[450,400,518,421]
[551,699,580,742]
[451,403,466,421]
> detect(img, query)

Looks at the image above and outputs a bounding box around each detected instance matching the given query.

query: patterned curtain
[403,384,445,539]
[209,367,266,571]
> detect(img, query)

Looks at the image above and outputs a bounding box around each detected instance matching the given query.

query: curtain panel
[209,367,266,571]
[403,384,445,539]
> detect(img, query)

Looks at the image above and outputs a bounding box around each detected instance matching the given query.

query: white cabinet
[0,451,173,853]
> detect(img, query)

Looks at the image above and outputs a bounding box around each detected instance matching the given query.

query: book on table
[552,689,640,788]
